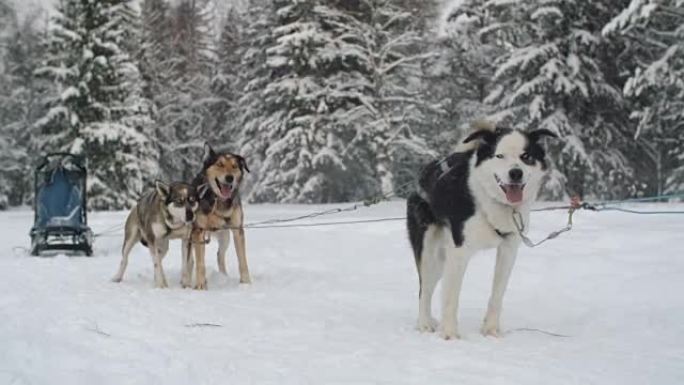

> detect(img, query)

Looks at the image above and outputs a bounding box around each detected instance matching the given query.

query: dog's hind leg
[112,222,140,283]
[481,238,519,337]
[216,230,230,275]
[180,237,193,288]
[416,226,444,333]
[407,193,440,332]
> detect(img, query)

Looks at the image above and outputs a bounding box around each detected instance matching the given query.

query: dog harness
[494,228,512,238]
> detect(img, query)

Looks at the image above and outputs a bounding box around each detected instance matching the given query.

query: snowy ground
[1,201,683,384]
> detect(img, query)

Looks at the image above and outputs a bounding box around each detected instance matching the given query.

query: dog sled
[29,153,93,256]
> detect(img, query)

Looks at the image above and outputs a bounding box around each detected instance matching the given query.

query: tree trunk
[376,147,394,197]
[656,149,663,198]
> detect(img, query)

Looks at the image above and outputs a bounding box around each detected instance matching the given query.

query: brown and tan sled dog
[187,144,251,290]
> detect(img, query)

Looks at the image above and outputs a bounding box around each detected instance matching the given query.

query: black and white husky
[406,122,557,340]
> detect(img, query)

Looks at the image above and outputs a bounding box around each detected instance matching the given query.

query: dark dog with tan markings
[187,144,251,290]
[112,181,199,288]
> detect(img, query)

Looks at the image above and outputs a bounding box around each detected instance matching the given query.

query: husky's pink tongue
[219,185,232,200]
[504,184,523,204]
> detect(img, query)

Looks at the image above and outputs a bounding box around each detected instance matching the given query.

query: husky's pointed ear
[528,129,558,142]
[203,142,217,163]
[236,155,250,173]
[155,180,170,199]
[462,129,497,145]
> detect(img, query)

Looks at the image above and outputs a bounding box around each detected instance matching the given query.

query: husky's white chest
[461,214,505,250]
[151,222,191,240]
[461,207,524,251]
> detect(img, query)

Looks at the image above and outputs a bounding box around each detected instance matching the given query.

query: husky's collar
[494,228,512,238]
[488,205,519,239]
[478,195,522,239]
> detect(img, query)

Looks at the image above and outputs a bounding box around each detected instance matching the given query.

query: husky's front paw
[416,316,438,333]
[180,277,192,289]
[239,275,252,284]
[194,278,208,290]
[481,313,502,337]
[155,279,168,289]
[439,324,461,340]
[481,321,501,338]
[111,276,122,283]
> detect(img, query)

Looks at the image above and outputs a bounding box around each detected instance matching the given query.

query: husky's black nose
[509,168,523,182]
[225,175,234,184]
[186,209,195,223]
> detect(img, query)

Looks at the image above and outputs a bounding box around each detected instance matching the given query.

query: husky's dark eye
[495,154,504,159]
[520,152,534,165]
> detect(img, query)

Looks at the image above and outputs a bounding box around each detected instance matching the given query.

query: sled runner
[29,153,93,256]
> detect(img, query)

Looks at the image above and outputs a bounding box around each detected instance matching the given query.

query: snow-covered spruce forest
[0,0,682,210]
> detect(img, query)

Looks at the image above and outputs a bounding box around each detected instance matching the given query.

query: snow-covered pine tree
[394,0,440,32]
[246,0,362,203]
[484,0,633,199]
[604,0,684,196]
[0,7,48,207]
[139,0,174,104]
[242,0,437,202]
[248,0,328,202]
[210,6,245,148]
[154,0,216,181]
[317,0,436,197]
[236,0,276,197]
[139,0,177,181]
[33,0,82,153]
[0,0,16,209]
[111,0,159,193]
[424,0,504,153]
[0,0,10,41]
[34,0,158,210]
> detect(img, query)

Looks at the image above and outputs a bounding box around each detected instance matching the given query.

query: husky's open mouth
[215,178,232,200]
[495,175,525,204]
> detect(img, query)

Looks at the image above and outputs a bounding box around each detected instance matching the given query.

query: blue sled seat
[36,168,86,229]
[30,153,93,256]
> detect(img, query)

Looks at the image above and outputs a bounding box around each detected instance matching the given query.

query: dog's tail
[454,119,496,153]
